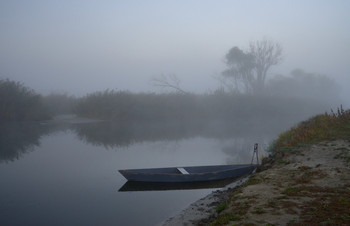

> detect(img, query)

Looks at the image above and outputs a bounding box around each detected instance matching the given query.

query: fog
[1,2,350,224]
[0,1,349,106]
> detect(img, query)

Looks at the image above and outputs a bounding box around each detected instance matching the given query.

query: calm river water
[0,120,284,225]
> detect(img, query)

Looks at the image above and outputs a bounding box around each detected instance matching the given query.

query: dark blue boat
[118,164,256,183]
[118,178,239,192]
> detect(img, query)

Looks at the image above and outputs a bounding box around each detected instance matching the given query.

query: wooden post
[251,143,259,165]
[255,143,259,165]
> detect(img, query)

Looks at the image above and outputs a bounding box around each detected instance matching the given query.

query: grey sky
[0,1,349,101]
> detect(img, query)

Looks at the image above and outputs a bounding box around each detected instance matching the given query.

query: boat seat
[177,167,189,174]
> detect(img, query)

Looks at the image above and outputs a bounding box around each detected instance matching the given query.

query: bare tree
[250,39,283,93]
[151,74,188,94]
[222,38,282,94]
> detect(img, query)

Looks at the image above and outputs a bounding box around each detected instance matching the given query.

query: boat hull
[119,164,256,183]
[118,178,238,192]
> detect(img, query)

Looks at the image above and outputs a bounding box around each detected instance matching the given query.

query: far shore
[42,114,106,124]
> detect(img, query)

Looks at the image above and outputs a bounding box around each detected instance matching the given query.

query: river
[0,120,284,225]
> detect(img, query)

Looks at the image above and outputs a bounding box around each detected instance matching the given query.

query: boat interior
[123,164,253,175]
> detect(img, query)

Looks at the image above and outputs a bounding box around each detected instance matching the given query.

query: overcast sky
[0,1,349,101]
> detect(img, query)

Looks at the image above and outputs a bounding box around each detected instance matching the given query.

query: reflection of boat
[118,178,239,192]
[118,164,256,183]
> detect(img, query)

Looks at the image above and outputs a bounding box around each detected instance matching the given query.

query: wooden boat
[118,164,256,183]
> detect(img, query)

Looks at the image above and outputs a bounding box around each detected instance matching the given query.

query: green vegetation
[280,185,350,225]
[268,105,350,155]
[334,147,350,162]
[245,175,262,186]
[253,206,265,214]
[281,187,300,196]
[293,167,327,184]
[210,213,241,226]
[0,79,50,121]
[216,202,228,213]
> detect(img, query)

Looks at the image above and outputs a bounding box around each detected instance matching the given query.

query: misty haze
[1,1,350,226]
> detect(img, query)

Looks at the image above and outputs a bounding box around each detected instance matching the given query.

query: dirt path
[163,139,350,225]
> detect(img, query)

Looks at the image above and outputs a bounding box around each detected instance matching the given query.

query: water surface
[0,121,280,225]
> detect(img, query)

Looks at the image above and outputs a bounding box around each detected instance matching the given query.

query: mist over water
[1,1,349,225]
[0,106,313,225]
[0,120,275,225]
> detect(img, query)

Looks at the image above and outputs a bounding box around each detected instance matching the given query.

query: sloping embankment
[163,139,350,225]
[208,139,350,225]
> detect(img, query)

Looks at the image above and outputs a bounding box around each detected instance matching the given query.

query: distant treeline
[0,74,340,123]
[74,89,332,125]
[73,69,341,123]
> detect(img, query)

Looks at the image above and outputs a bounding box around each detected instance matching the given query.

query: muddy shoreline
[161,176,250,226]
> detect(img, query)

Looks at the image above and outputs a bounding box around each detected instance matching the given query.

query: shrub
[0,79,50,121]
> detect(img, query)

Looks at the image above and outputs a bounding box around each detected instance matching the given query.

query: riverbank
[163,139,350,225]
[161,176,251,225]
[163,108,350,225]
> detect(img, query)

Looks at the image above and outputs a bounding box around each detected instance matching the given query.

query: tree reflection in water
[0,122,50,162]
[1,118,288,163]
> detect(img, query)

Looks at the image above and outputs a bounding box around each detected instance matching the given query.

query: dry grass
[269,105,350,155]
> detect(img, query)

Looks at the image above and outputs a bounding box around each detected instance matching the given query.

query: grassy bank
[208,107,350,225]
[269,105,350,155]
